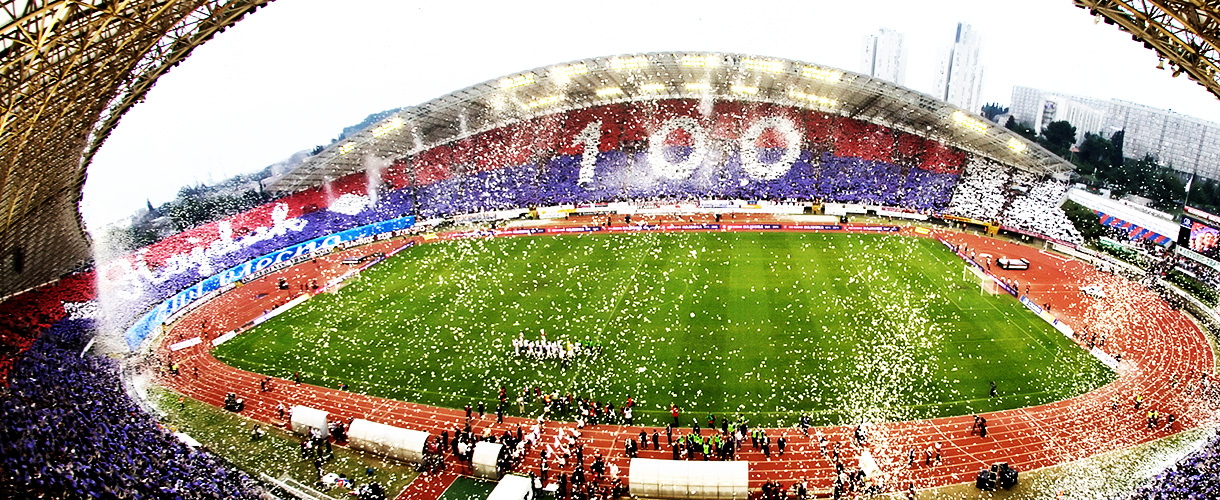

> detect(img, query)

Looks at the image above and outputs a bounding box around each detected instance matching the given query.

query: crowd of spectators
[945,158,1010,222]
[0,317,263,498]
[1125,428,1220,499]
[1001,178,1082,243]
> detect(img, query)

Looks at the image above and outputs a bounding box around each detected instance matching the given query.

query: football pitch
[213,231,1114,427]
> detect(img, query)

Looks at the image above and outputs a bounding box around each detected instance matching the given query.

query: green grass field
[214,231,1114,427]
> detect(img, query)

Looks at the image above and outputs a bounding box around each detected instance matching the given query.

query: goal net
[963,264,1000,296]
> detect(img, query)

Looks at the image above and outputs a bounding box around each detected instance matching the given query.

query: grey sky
[80,0,1220,232]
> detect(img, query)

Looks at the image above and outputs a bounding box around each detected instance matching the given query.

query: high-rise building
[1010,86,1220,179]
[935,23,984,112]
[861,28,907,86]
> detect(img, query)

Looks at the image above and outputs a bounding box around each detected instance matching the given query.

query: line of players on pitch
[512,333,603,361]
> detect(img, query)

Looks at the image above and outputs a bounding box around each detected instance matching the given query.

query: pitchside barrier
[289,405,329,439]
[628,458,749,500]
[346,419,430,464]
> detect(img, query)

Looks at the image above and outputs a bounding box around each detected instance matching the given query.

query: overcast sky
[79,0,1220,232]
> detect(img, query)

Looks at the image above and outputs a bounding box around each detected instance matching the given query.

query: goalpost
[963,264,1000,296]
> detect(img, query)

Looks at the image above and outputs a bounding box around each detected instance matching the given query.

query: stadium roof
[268,52,1075,195]
[0,0,269,297]
[1076,0,1220,103]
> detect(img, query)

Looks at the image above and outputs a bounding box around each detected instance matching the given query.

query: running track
[153,215,1219,497]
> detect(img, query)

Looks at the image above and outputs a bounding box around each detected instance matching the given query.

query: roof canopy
[269,52,1073,195]
[0,0,269,296]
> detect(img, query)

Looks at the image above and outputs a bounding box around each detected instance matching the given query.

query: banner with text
[125,216,415,350]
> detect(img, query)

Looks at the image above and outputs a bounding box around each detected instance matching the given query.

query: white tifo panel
[486,474,533,500]
[472,441,505,479]
[629,458,748,499]
[346,419,430,464]
[289,406,329,439]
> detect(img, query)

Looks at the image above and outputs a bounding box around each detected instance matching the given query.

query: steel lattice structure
[1075,1,1220,99]
[0,0,271,297]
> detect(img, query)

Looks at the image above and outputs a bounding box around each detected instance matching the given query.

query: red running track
[153,217,1218,497]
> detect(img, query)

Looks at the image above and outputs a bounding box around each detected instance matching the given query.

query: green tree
[981,103,1008,121]
[1039,120,1077,157]
[1108,131,1125,168]
[1062,199,1106,243]
[1004,116,1037,141]
[1075,132,1113,175]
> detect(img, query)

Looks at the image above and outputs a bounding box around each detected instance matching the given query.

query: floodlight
[611,56,650,70]
[526,95,564,109]
[372,117,404,138]
[742,58,785,73]
[788,90,837,107]
[801,66,844,83]
[681,54,720,68]
[499,73,535,90]
[951,111,988,133]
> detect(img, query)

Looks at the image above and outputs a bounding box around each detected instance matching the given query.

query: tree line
[1001,116,1213,213]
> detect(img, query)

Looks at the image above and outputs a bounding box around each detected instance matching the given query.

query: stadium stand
[0,315,261,497]
[946,157,1011,222]
[1125,429,1220,500]
[1002,179,1082,243]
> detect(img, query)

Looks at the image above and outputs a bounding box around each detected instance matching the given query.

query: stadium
[3,2,1220,500]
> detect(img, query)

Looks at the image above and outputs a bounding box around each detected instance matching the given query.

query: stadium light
[951,111,988,133]
[742,58,785,74]
[611,56,650,70]
[371,117,404,138]
[553,63,589,79]
[338,142,357,155]
[801,65,844,83]
[681,54,720,67]
[731,85,759,95]
[788,90,837,107]
[499,73,535,90]
[685,82,712,92]
[1008,137,1028,153]
[596,87,623,97]
[527,95,564,109]
[640,83,666,93]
